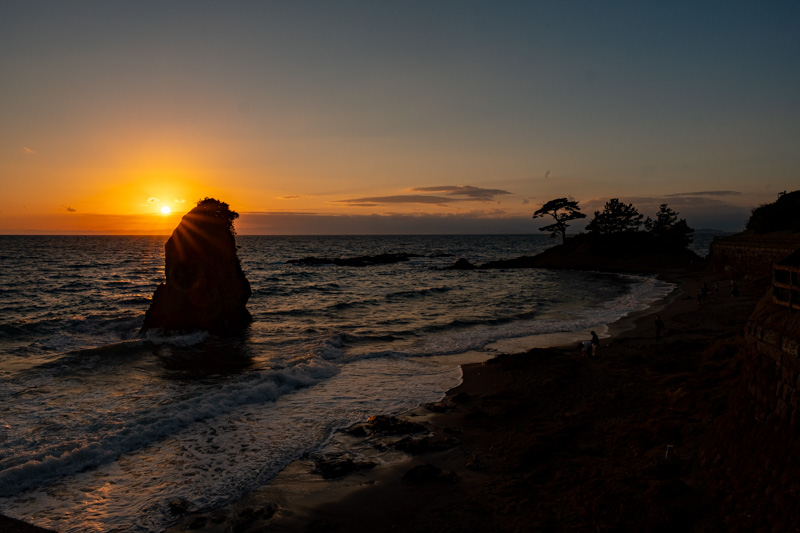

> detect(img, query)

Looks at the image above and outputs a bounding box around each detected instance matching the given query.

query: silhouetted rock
[141,198,252,334]
[446,258,478,270]
[312,454,376,479]
[481,233,701,272]
[392,435,460,455]
[346,415,427,437]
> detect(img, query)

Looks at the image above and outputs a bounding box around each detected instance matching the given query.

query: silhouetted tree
[532,198,587,243]
[586,198,643,234]
[195,197,239,232]
[645,203,694,247]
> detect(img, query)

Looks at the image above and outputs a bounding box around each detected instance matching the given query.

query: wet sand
[164,266,763,533]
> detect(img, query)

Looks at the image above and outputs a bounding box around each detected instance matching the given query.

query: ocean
[0,234,680,532]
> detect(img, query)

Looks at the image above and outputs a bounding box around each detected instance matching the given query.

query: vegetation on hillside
[746,190,800,233]
[193,197,240,232]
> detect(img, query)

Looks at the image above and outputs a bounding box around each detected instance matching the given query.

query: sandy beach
[157,265,763,533]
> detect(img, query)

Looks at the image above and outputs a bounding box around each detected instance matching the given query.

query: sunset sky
[2,1,798,234]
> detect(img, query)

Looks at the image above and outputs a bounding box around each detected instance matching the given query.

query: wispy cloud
[147,197,159,204]
[410,185,512,201]
[339,185,513,206]
[23,146,37,155]
[173,198,186,204]
[338,195,457,205]
[665,191,741,197]
[64,206,77,212]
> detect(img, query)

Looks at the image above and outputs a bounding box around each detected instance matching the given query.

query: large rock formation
[141,198,252,334]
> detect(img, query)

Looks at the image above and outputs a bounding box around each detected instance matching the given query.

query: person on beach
[581,339,592,357]
[590,331,600,357]
[655,315,665,341]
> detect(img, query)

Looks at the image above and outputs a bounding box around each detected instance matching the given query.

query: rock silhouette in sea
[141,198,252,334]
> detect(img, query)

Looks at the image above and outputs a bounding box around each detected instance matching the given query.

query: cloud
[665,191,741,197]
[338,185,513,207]
[147,197,159,204]
[410,185,512,201]
[173,198,186,204]
[338,195,457,205]
[23,146,37,155]
[64,206,77,212]
[278,195,305,200]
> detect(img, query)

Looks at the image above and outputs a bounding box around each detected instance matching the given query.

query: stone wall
[699,312,800,531]
[709,235,800,278]
[744,320,800,425]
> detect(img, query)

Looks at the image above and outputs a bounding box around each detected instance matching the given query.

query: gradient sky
[2,1,798,234]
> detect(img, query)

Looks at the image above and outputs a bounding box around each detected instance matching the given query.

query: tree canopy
[194,197,240,231]
[532,198,586,243]
[644,204,694,247]
[746,190,800,233]
[586,198,643,234]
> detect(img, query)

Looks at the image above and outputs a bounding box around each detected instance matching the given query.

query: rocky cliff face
[141,199,252,334]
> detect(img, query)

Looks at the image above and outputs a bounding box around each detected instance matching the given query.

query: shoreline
[165,265,754,533]
[5,265,757,533]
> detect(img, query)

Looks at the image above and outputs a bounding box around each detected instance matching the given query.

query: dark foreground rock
[0,516,57,533]
[312,454,377,479]
[345,415,428,437]
[141,198,252,334]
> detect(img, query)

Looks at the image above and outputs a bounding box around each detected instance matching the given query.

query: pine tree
[586,198,643,234]
[532,198,587,243]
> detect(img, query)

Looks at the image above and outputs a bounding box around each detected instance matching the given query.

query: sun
[160,205,171,214]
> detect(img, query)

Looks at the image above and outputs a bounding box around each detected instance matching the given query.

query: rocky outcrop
[481,233,701,272]
[446,258,478,270]
[141,198,252,334]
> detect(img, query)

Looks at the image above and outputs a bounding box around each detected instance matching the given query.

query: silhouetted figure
[141,198,252,334]
[731,280,739,298]
[581,340,592,357]
[655,315,665,341]
[590,331,600,357]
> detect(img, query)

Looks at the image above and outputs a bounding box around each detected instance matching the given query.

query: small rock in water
[168,499,191,515]
[446,258,478,270]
